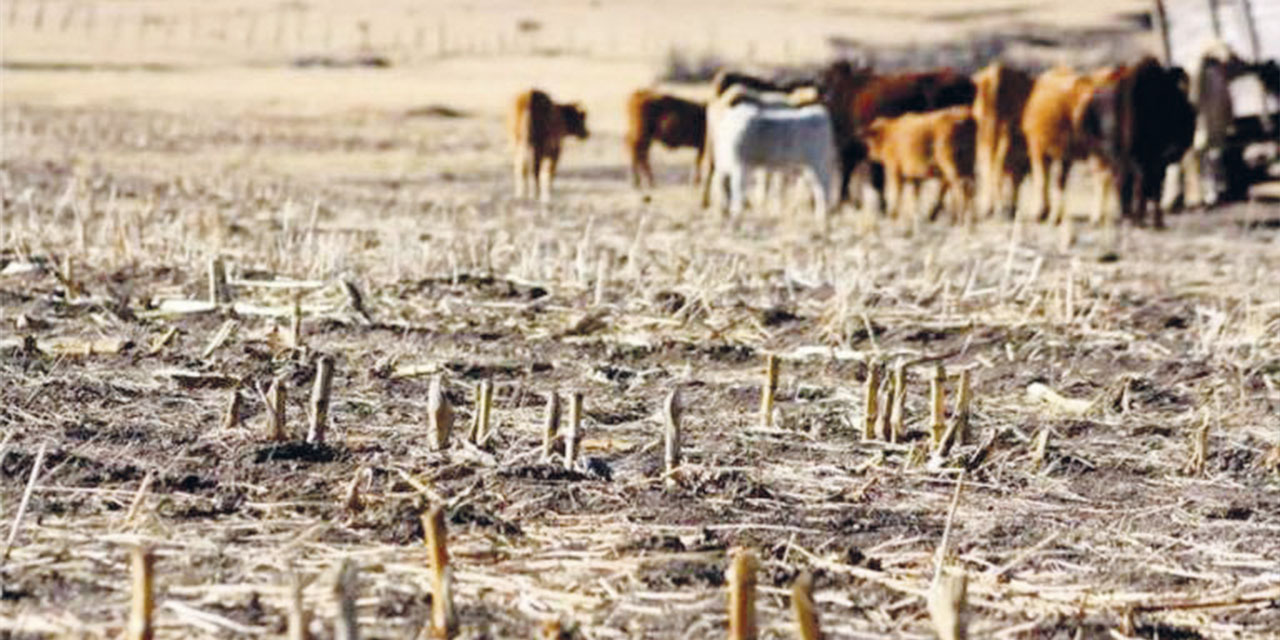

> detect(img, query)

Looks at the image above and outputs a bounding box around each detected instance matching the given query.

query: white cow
[708,98,837,223]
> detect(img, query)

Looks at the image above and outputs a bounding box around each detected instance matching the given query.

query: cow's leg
[907,179,923,235]
[1029,148,1049,223]
[809,160,832,225]
[514,148,528,198]
[975,137,992,218]
[1142,166,1166,229]
[1050,158,1070,225]
[728,165,747,219]
[1090,157,1111,226]
[838,145,858,205]
[692,145,705,186]
[700,154,716,209]
[883,168,902,222]
[990,135,1012,218]
[539,151,559,203]
[629,141,645,189]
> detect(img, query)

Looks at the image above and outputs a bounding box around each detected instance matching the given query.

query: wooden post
[564,392,582,470]
[727,547,758,640]
[306,355,335,444]
[663,389,682,488]
[760,354,779,427]
[429,375,453,450]
[541,392,561,461]
[127,546,155,640]
[424,506,457,638]
[863,360,881,440]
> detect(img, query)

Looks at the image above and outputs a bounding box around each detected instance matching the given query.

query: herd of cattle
[510,44,1279,229]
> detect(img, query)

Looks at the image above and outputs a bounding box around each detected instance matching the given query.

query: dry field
[4,1,1280,639]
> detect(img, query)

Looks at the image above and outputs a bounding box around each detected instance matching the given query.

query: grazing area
[3,1,1280,638]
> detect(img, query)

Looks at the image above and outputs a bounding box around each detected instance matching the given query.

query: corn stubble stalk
[663,388,682,488]
[791,571,820,640]
[208,255,229,305]
[424,505,457,638]
[930,365,947,446]
[307,355,335,445]
[222,389,243,430]
[429,375,453,451]
[290,295,303,349]
[863,359,880,440]
[468,380,493,445]
[127,546,155,640]
[288,570,310,640]
[564,392,583,470]
[760,354,779,428]
[1030,427,1051,471]
[727,547,758,640]
[928,569,969,640]
[542,392,561,461]
[333,558,359,640]
[1185,410,1211,476]
[267,375,287,441]
[888,360,906,443]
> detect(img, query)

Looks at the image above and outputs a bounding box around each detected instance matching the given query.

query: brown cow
[971,62,1033,219]
[1020,66,1122,223]
[820,63,976,208]
[509,89,588,202]
[625,89,706,189]
[863,106,977,227]
[1078,58,1195,228]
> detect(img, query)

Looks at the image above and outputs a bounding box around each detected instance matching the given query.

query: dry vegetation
[3,1,1280,639]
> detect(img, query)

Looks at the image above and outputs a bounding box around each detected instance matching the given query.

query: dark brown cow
[1078,57,1195,228]
[820,62,976,207]
[509,88,588,202]
[625,89,706,189]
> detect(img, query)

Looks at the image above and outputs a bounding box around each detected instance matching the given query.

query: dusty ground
[3,1,1280,639]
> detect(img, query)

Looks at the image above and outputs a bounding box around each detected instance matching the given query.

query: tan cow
[1020,66,1122,224]
[509,89,588,202]
[971,62,1033,219]
[863,106,977,227]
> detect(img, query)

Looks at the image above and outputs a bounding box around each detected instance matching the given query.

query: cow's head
[861,118,890,160]
[560,103,589,139]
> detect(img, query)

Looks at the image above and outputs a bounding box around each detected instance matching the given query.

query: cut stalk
[307,355,335,444]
